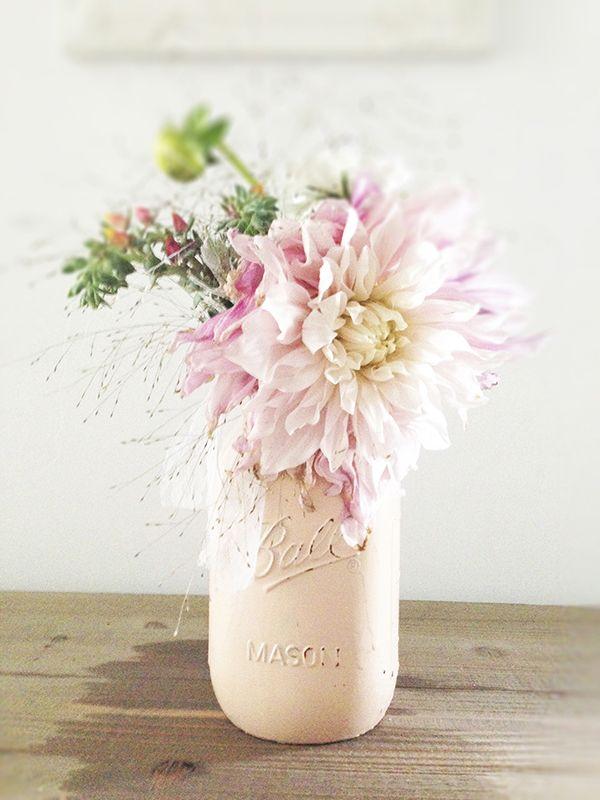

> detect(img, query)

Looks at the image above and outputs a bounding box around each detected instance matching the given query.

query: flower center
[336,300,408,371]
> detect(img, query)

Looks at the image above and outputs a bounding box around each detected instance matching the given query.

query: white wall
[0,0,598,604]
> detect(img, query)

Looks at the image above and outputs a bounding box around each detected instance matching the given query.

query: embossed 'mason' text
[247,640,341,667]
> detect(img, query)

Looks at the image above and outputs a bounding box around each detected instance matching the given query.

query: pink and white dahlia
[177,181,537,545]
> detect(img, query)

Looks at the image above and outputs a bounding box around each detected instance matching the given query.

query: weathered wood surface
[0,593,598,799]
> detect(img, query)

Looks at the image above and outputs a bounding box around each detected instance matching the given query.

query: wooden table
[1,593,598,799]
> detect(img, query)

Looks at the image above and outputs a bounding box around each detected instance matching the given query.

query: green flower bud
[154,126,206,182]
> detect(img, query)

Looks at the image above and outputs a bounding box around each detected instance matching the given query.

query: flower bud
[154,127,205,182]
[103,212,129,232]
[172,212,188,233]
[104,228,130,249]
[165,236,181,259]
[135,206,154,226]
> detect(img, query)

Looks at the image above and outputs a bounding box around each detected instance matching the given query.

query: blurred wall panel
[60,0,497,58]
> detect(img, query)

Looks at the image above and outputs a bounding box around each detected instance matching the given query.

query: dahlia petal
[262,281,310,344]
[285,380,333,434]
[339,374,358,414]
[321,397,349,471]
[302,308,337,353]
[228,311,288,381]
[302,291,347,353]
[377,377,421,413]
[351,174,383,218]
[370,206,406,273]
[229,230,261,261]
[254,237,292,283]
[317,259,335,300]
[235,261,263,296]
[410,403,450,450]
[208,372,256,422]
[479,371,499,390]
[409,298,478,325]
[351,246,379,301]
[344,300,365,324]
[356,381,387,444]
[259,418,323,474]
[265,347,324,392]
[341,206,359,246]
[340,516,366,547]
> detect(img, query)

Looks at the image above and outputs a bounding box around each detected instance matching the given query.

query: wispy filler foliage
[62,107,277,315]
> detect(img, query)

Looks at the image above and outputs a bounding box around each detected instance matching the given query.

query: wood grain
[0,593,598,799]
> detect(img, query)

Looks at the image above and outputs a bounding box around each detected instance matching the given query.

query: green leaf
[62,257,87,274]
[219,185,278,236]
[198,118,230,149]
[182,105,210,136]
[62,239,136,309]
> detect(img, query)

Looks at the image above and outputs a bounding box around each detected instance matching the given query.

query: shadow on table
[34,638,512,799]
[34,639,295,799]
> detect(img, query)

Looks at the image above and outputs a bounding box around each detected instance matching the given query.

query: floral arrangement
[63,106,538,551]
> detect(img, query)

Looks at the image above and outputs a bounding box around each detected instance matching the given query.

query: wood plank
[0,593,598,799]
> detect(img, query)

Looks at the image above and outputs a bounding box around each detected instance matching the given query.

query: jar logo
[254,515,356,590]
[247,640,341,668]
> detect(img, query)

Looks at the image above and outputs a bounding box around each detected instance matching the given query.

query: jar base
[219,703,391,745]
[210,666,396,745]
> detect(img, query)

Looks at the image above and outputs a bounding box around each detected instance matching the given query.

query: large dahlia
[177,180,536,544]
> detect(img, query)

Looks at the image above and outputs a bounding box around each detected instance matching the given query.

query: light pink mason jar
[208,473,400,744]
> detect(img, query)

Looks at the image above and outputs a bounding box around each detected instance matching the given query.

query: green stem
[216,142,263,192]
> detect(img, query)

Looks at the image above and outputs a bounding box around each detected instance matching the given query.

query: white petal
[262,282,310,344]
[341,206,359,246]
[302,292,347,353]
[352,246,379,301]
[228,311,287,380]
[370,206,406,272]
[285,379,333,434]
[259,417,323,473]
[302,308,337,353]
[339,375,358,414]
[321,396,349,470]
[317,259,335,300]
